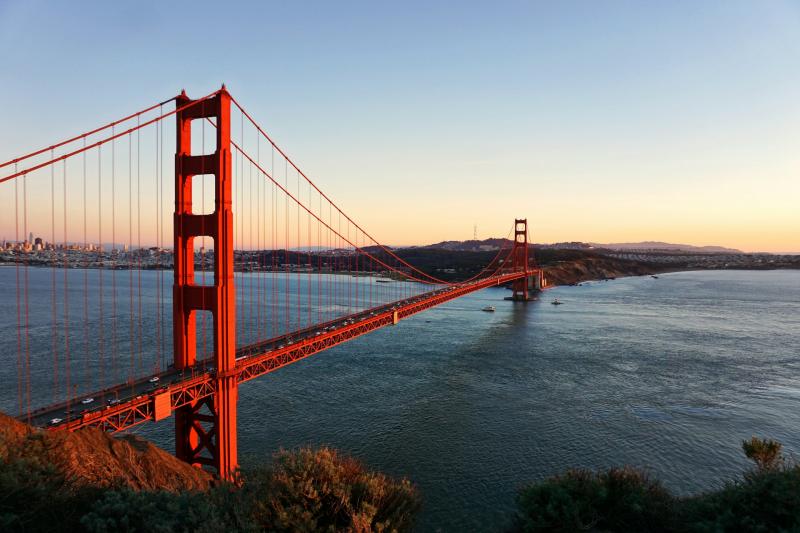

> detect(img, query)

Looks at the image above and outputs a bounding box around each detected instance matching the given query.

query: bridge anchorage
[2,85,541,481]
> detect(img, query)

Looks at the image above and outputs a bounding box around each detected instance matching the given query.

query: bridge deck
[28,271,528,432]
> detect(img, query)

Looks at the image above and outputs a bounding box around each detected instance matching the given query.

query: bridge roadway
[26,271,528,433]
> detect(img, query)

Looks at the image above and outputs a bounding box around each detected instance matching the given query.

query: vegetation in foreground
[511,437,800,532]
[0,446,420,533]
[2,405,798,533]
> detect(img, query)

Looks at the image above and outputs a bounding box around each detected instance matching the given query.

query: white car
[148,376,160,383]
[49,418,63,425]
[81,397,94,405]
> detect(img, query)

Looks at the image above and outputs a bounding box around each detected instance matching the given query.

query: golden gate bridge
[0,86,542,479]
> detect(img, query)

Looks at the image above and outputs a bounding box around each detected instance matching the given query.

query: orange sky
[1,2,799,253]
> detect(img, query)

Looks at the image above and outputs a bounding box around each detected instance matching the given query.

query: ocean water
[2,268,799,531]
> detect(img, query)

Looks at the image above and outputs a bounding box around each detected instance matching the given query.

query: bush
[512,466,675,532]
[0,444,420,532]
[512,438,800,532]
[682,467,800,532]
[0,456,100,532]
[80,487,253,533]
[742,437,783,472]
[244,446,421,533]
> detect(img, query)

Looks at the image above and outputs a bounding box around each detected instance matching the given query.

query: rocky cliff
[543,256,660,286]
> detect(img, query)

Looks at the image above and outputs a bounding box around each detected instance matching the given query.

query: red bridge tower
[173,87,237,479]
[511,218,533,300]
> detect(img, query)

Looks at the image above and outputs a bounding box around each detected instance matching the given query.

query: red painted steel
[53,270,528,435]
[6,86,544,482]
[173,87,237,480]
[0,91,220,184]
[511,218,531,300]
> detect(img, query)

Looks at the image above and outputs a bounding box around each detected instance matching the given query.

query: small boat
[551,298,563,305]
[376,279,392,283]
[651,275,659,279]
[482,306,495,312]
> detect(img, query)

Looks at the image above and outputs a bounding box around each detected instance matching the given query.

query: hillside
[0,412,211,491]
[418,238,511,252]
[542,255,659,285]
[412,238,742,254]
[594,241,742,253]
[0,412,420,532]
[391,246,660,285]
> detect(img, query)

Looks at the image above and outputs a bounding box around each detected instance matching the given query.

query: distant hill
[417,238,511,252]
[418,238,741,254]
[593,241,742,253]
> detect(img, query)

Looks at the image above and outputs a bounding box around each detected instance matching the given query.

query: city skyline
[1,1,798,253]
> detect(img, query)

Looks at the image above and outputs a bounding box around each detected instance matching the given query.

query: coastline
[541,259,799,288]
[542,256,665,287]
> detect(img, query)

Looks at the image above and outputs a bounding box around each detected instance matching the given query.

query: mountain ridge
[416,238,742,254]
[593,241,742,253]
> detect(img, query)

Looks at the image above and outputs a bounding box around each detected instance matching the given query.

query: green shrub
[512,466,676,532]
[0,444,420,532]
[0,456,99,532]
[80,486,254,533]
[682,466,800,532]
[512,438,800,533]
[244,446,421,533]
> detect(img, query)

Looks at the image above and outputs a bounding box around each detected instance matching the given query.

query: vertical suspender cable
[154,113,161,373]
[98,145,104,393]
[111,127,118,385]
[307,181,312,327]
[271,146,276,339]
[284,159,289,333]
[136,117,143,376]
[14,165,22,415]
[63,160,71,409]
[83,139,89,400]
[23,172,31,422]
[128,133,134,384]
[51,149,59,402]
[249,143,254,343]
[296,168,301,329]
[318,193,322,325]
[159,108,166,371]
[257,133,262,340]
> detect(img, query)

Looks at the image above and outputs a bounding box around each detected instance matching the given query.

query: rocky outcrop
[543,256,660,286]
[0,412,212,491]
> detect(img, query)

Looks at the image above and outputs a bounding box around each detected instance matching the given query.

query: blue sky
[1,1,798,251]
